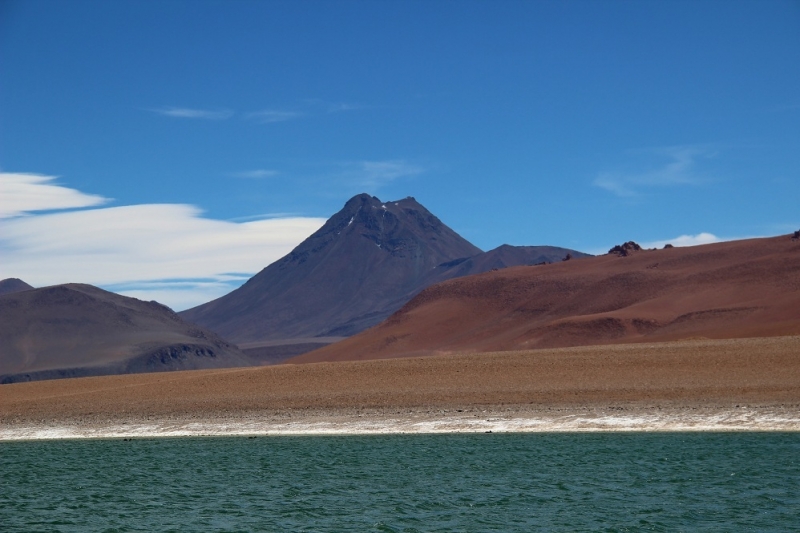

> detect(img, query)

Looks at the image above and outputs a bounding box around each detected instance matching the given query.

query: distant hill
[0,284,253,383]
[0,278,33,295]
[291,234,800,363]
[180,194,587,354]
[430,244,589,283]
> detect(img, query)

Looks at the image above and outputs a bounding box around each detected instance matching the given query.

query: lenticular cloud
[0,173,108,218]
[0,172,325,309]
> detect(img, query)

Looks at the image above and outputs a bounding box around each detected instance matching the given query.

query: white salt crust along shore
[3,406,799,441]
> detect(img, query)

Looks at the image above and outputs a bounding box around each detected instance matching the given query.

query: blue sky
[1,0,798,310]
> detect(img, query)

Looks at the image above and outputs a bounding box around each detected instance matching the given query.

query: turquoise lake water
[1,432,798,532]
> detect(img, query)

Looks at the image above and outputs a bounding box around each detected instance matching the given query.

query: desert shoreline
[2,336,799,441]
[2,404,800,441]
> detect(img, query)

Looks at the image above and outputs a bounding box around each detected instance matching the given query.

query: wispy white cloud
[594,146,715,197]
[0,173,325,310]
[151,99,366,124]
[353,160,425,189]
[326,102,367,113]
[151,107,234,120]
[0,173,108,218]
[640,232,722,249]
[105,277,254,313]
[593,175,637,197]
[585,231,751,255]
[299,98,369,114]
[229,169,279,179]
[228,212,302,222]
[245,110,304,123]
[246,99,368,123]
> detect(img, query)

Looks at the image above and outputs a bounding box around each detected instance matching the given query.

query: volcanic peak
[285,193,457,263]
[181,193,482,342]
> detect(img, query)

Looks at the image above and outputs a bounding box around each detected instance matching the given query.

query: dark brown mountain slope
[179,194,481,342]
[292,234,800,363]
[181,194,586,347]
[0,278,33,295]
[0,284,252,383]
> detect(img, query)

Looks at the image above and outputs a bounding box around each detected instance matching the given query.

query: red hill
[292,234,800,363]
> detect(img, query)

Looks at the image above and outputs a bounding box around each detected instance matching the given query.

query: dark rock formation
[608,241,643,257]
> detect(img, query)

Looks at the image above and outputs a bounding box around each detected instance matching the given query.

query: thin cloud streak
[245,110,304,123]
[228,212,303,222]
[114,285,240,313]
[594,146,714,197]
[151,100,366,123]
[352,160,425,190]
[151,107,234,120]
[300,98,369,114]
[229,169,280,179]
[106,278,253,312]
[0,173,108,218]
[593,175,636,197]
[327,102,368,113]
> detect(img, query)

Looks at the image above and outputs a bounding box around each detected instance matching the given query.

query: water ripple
[1,433,798,531]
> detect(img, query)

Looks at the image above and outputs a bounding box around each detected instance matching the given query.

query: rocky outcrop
[608,241,643,257]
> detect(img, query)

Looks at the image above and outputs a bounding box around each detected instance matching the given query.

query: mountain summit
[180,194,482,343]
[181,193,588,358]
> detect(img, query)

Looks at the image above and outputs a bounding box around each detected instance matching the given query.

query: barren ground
[2,336,798,439]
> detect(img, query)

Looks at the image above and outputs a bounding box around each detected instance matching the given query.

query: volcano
[180,194,481,343]
[180,194,585,354]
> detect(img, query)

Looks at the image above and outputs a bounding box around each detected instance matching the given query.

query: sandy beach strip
[2,336,799,440]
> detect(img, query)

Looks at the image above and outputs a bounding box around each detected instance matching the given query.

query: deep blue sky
[1,0,798,308]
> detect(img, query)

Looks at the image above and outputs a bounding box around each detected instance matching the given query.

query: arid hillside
[0,278,33,296]
[3,336,798,426]
[0,284,253,383]
[293,234,800,363]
